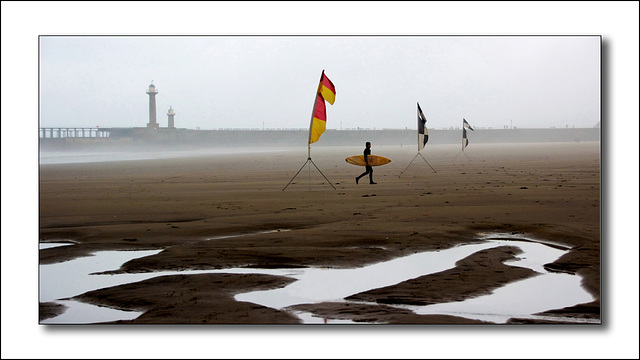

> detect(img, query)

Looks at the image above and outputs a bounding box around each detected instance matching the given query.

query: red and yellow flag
[318,70,336,105]
[309,70,335,144]
[309,93,327,144]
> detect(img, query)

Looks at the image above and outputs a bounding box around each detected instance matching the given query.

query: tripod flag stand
[283,70,337,191]
[400,102,437,175]
[453,118,474,162]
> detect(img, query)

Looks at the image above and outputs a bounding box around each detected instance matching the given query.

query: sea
[38,147,298,165]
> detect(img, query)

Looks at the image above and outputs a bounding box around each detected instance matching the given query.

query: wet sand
[38,142,601,324]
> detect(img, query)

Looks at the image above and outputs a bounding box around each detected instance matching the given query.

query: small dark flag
[463,127,470,149]
[462,118,473,150]
[463,118,474,131]
[417,102,429,151]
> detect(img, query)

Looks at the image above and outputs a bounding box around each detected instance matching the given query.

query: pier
[39,127,111,138]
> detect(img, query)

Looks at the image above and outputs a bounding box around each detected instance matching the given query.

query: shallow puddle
[39,234,596,324]
[405,271,595,323]
[40,249,165,306]
[39,248,292,324]
[39,242,75,250]
[236,242,511,309]
[235,238,596,324]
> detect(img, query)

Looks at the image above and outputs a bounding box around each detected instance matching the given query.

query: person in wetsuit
[355,141,376,184]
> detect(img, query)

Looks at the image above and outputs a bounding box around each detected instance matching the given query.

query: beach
[38,141,601,324]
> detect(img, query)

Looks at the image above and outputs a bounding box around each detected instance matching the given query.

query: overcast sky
[39,35,600,131]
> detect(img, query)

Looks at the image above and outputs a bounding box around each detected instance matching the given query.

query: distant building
[146,82,159,129]
[167,106,176,129]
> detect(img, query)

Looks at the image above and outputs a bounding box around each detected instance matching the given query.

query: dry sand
[38,141,601,324]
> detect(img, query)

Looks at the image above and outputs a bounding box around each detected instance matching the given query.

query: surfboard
[345,154,392,167]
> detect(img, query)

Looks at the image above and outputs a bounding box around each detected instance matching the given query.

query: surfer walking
[356,142,376,184]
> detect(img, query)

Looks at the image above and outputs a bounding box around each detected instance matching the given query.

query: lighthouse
[146,82,159,129]
[167,106,176,129]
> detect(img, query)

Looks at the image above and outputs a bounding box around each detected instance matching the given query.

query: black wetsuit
[356,147,374,184]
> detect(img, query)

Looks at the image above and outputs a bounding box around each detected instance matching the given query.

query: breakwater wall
[40,127,600,151]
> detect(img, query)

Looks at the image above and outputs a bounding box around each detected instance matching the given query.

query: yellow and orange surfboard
[345,154,392,167]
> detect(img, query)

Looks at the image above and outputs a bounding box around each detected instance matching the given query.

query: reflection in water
[39,235,596,324]
[41,299,144,324]
[236,239,595,323]
[39,242,75,250]
[39,249,294,324]
[40,249,165,305]
[237,242,508,309]
[407,271,594,323]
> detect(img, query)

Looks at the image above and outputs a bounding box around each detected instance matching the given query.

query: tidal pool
[39,234,597,324]
[39,248,295,324]
[39,242,75,250]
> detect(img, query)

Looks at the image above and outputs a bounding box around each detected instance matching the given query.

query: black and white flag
[463,118,474,131]
[462,118,473,150]
[463,128,469,150]
[417,102,429,151]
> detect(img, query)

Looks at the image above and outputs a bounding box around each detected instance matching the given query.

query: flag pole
[460,119,467,154]
[399,102,436,175]
[306,94,313,191]
[454,120,472,162]
[418,102,420,155]
[463,119,472,161]
[307,75,323,159]
[283,91,318,191]
[283,70,335,191]
[453,124,466,161]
